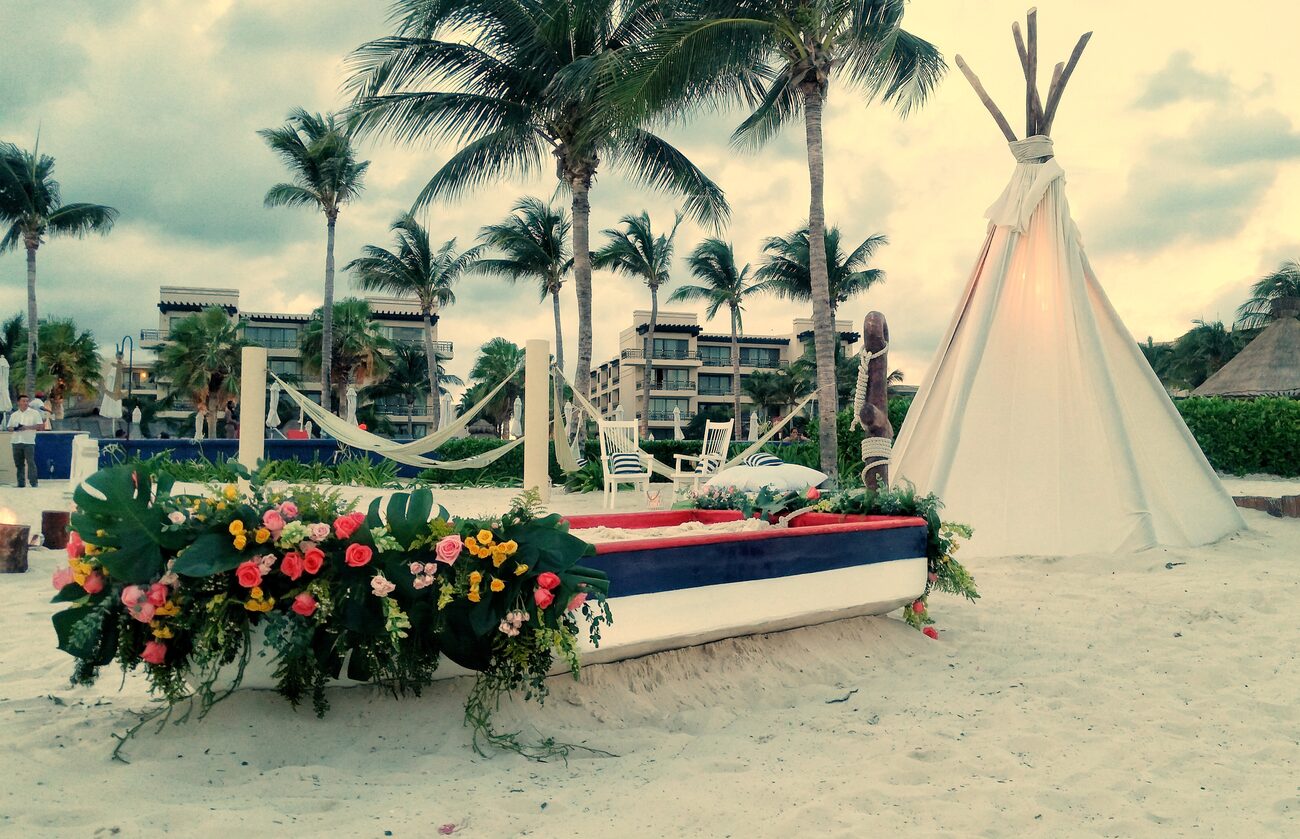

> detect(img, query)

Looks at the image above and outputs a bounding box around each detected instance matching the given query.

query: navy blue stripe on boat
[582,524,927,597]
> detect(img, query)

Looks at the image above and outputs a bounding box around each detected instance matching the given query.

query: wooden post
[524,339,550,503]
[0,524,30,573]
[238,347,267,472]
[955,56,1018,143]
[858,312,892,492]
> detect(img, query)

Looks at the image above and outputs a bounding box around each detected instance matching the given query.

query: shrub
[1175,397,1300,476]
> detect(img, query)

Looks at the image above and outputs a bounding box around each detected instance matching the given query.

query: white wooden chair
[673,419,734,494]
[598,420,652,509]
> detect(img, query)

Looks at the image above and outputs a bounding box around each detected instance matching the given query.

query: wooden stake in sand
[0,523,30,573]
[858,312,892,492]
[524,339,551,503]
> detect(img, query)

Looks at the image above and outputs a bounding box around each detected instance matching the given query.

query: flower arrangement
[685,482,978,635]
[51,464,611,760]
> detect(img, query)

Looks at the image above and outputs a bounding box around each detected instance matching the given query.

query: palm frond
[608,129,729,227]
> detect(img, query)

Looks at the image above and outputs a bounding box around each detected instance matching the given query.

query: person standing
[7,394,48,487]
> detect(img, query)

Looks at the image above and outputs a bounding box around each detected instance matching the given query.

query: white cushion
[704,463,827,492]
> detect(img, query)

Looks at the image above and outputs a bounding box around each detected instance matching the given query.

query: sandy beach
[1,478,1296,837]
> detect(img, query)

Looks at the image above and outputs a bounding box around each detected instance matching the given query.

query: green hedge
[1174,397,1300,477]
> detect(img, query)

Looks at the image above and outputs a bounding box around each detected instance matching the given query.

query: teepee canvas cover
[893,14,1242,556]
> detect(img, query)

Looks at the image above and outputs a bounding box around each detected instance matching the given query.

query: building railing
[375,404,433,416]
[698,385,733,396]
[244,335,299,349]
[741,358,783,369]
[700,354,783,369]
[621,348,699,361]
[635,381,696,392]
[647,411,694,422]
[140,329,167,342]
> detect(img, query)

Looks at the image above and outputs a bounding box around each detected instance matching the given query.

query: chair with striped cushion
[597,420,652,509]
[672,419,734,495]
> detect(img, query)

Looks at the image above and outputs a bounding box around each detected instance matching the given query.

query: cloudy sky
[3,0,1298,388]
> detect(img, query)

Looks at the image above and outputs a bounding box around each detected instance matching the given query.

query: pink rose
[148,583,170,606]
[536,572,561,591]
[291,593,317,617]
[928,572,939,583]
[806,486,821,500]
[922,626,939,640]
[262,509,286,532]
[134,602,156,623]
[121,585,146,608]
[82,572,105,595]
[168,511,186,525]
[308,522,331,542]
[911,600,925,614]
[141,641,168,665]
[280,551,304,581]
[66,531,85,559]
[333,512,365,540]
[279,501,299,520]
[409,561,424,575]
[344,543,373,568]
[302,547,325,575]
[370,575,396,597]
[533,587,555,609]
[412,577,432,590]
[435,535,462,565]
[235,560,263,589]
[566,592,587,612]
[52,567,75,590]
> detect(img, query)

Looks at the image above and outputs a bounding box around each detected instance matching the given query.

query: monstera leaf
[71,465,185,585]
[365,489,448,548]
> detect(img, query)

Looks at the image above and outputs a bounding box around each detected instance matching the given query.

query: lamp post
[115,335,134,441]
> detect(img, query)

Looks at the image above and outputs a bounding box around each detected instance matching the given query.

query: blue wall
[97,438,426,478]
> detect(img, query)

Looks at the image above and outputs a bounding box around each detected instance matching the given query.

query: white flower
[370,574,396,598]
[168,511,186,525]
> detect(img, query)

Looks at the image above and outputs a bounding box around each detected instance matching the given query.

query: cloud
[1133,51,1233,109]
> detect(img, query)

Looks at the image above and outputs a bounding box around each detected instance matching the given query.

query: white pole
[523,339,550,503]
[238,347,268,471]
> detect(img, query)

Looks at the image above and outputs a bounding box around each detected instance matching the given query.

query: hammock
[270,368,524,470]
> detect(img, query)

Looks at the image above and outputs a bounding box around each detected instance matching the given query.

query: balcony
[621,348,700,362]
[388,338,454,358]
[244,335,299,350]
[700,353,782,369]
[698,385,733,396]
[375,404,433,416]
[740,357,783,369]
[647,411,694,422]
[140,329,168,346]
[635,380,697,393]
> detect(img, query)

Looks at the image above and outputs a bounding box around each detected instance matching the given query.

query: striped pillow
[743,453,783,467]
[694,453,724,474]
[608,452,643,474]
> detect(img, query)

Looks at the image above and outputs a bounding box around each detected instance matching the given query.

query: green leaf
[385,489,434,547]
[52,602,117,665]
[172,531,245,577]
[51,583,89,604]
[70,465,182,584]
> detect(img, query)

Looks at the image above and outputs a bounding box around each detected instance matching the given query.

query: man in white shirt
[7,394,48,488]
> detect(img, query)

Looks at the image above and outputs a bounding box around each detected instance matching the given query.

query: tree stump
[42,510,72,550]
[0,525,31,573]
[857,312,892,492]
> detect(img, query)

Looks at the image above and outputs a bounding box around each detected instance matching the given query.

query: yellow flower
[476,529,494,545]
[254,528,270,544]
[224,484,238,500]
[489,578,505,593]
[491,548,508,568]
[464,536,479,552]
[468,571,483,586]
[467,590,481,603]
[513,563,528,576]
[95,529,107,538]
[250,587,264,600]
[154,601,180,617]
[228,520,245,536]
[502,540,518,555]
[215,501,227,511]
[150,622,174,640]
[233,533,247,551]
[84,543,100,556]
[244,597,274,613]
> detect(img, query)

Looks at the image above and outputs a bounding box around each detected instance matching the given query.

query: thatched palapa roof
[1195,298,1300,397]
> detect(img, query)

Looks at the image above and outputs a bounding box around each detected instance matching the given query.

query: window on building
[647,397,691,421]
[653,368,691,389]
[651,337,689,359]
[382,325,425,344]
[740,347,780,368]
[267,359,300,377]
[244,325,299,349]
[698,345,730,366]
[699,374,732,395]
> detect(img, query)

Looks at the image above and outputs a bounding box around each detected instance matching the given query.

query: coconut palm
[154,308,249,439]
[0,141,118,393]
[468,337,526,436]
[1236,259,1300,328]
[36,318,101,422]
[740,369,782,421]
[670,238,765,419]
[593,210,683,437]
[299,298,392,409]
[617,0,943,478]
[1166,320,1245,389]
[476,198,573,373]
[757,226,887,324]
[260,110,370,414]
[345,0,729,407]
[363,343,464,438]
[347,214,478,428]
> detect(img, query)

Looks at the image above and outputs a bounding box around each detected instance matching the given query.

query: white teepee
[893,15,1242,557]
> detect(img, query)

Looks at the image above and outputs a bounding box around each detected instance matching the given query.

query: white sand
[573,517,773,543]
[2,478,1298,837]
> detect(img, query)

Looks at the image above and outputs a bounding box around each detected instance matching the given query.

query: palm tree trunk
[730,304,741,427]
[422,312,440,428]
[25,244,38,395]
[643,284,659,439]
[570,178,593,411]
[802,85,839,483]
[551,283,565,374]
[407,396,415,438]
[321,216,337,414]
[206,388,220,440]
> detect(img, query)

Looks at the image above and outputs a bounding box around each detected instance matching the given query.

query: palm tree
[594,211,683,437]
[617,0,943,478]
[36,318,101,422]
[1167,320,1244,389]
[299,298,392,409]
[154,308,249,439]
[345,0,729,407]
[1236,259,1300,328]
[362,343,463,438]
[476,198,573,373]
[468,337,526,436]
[670,238,765,419]
[260,109,370,414]
[347,214,479,428]
[0,141,118,393]
[757,226,888,324]
[740,369,782,421]
[1,313,26,400]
